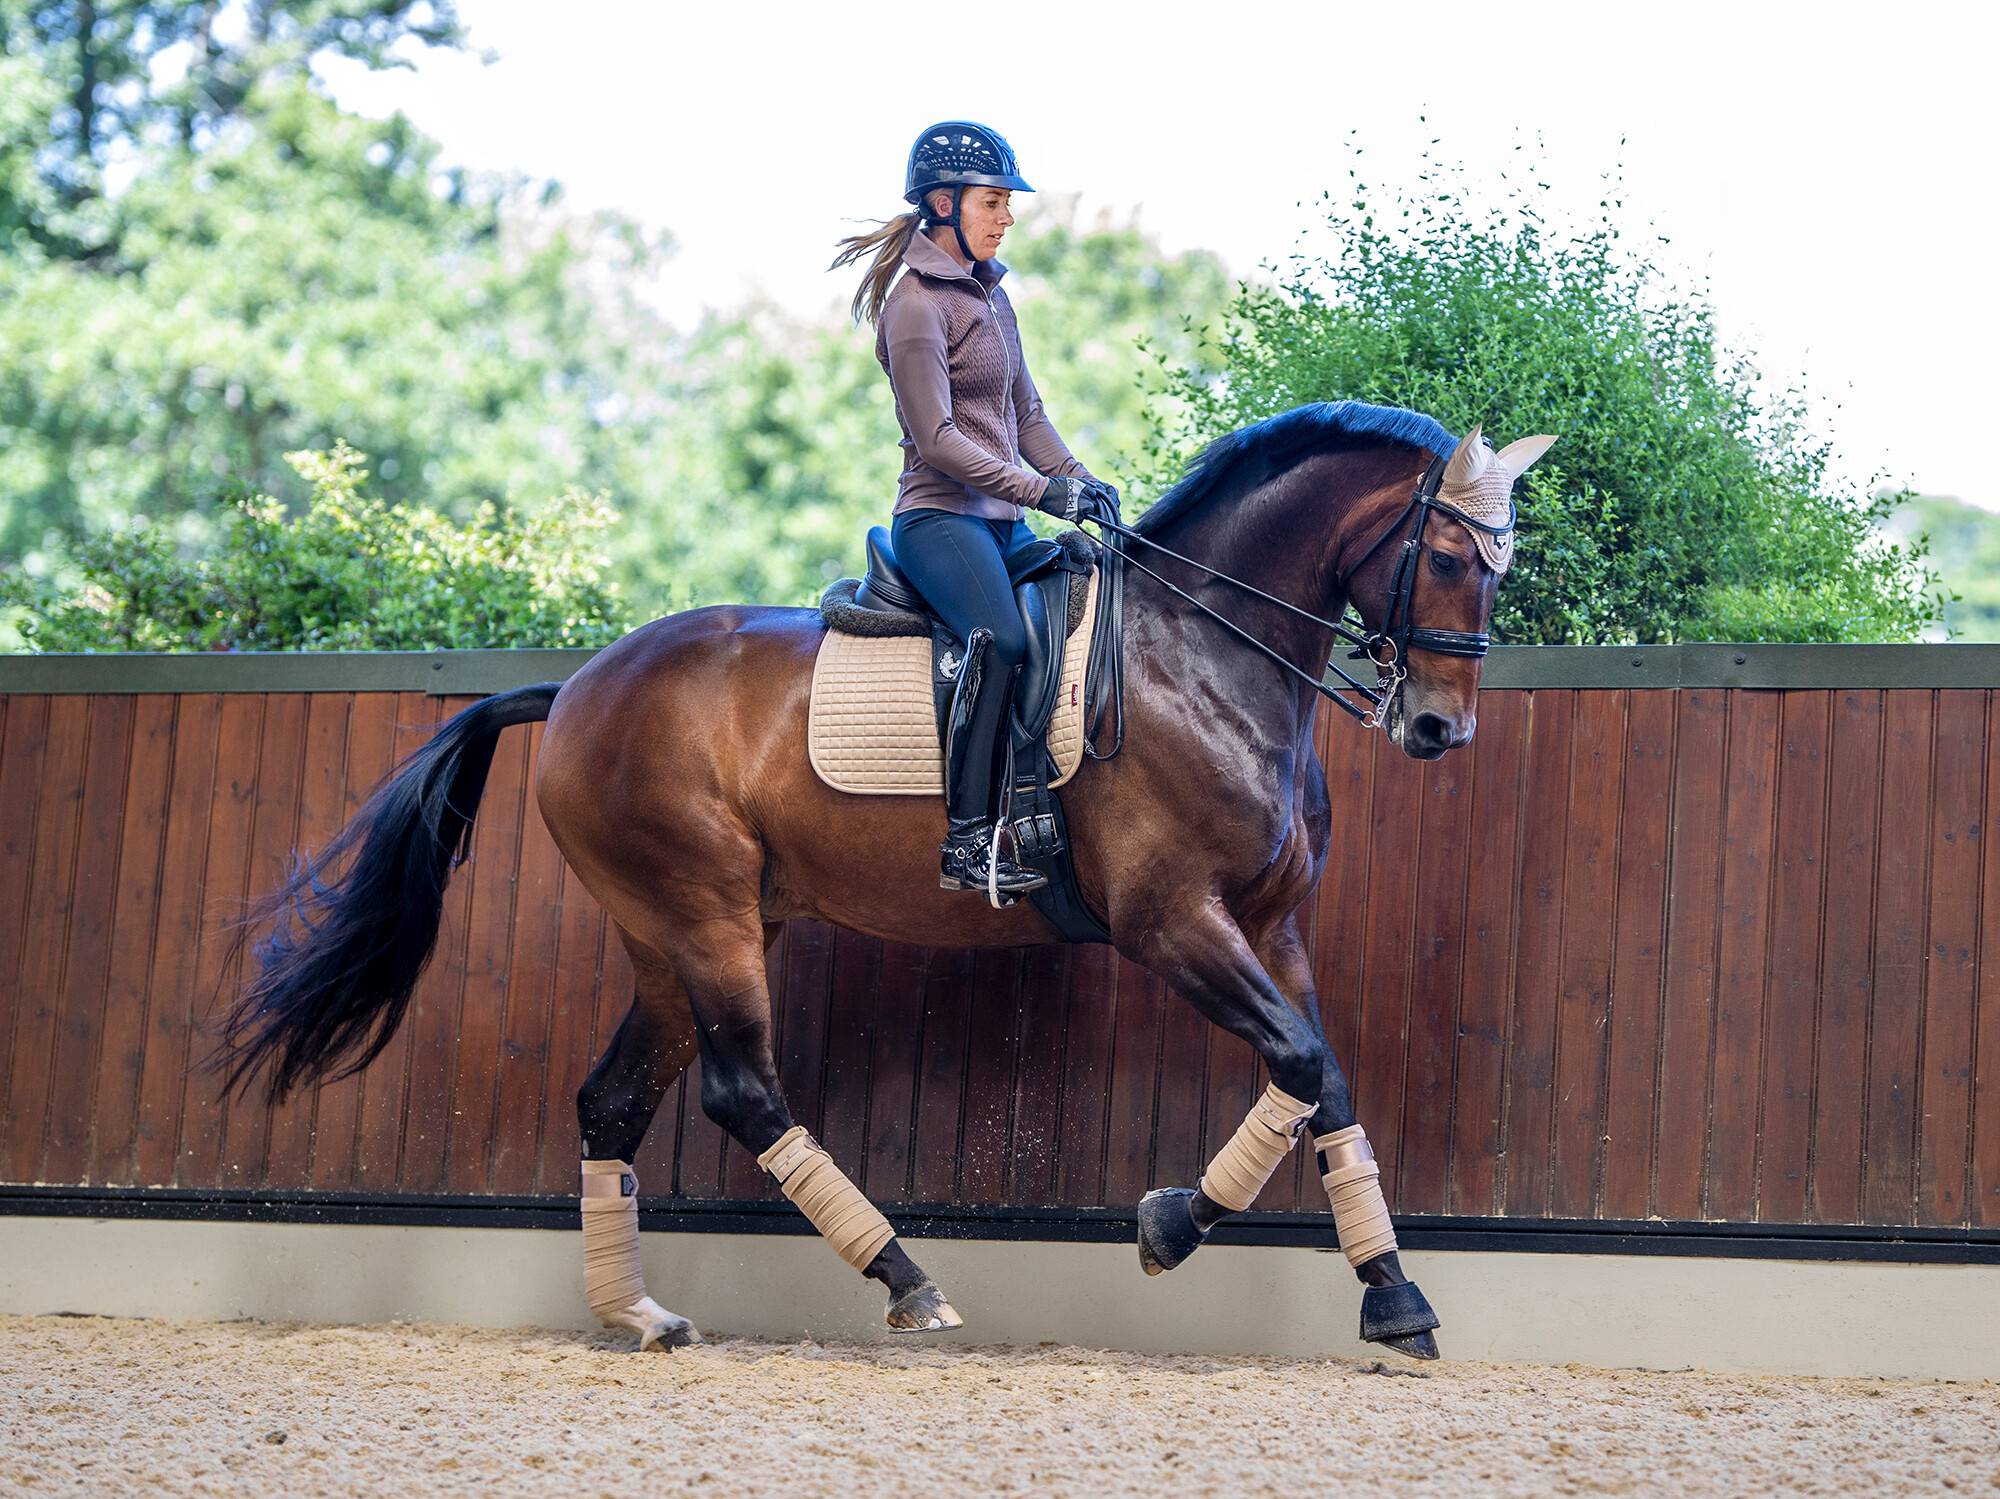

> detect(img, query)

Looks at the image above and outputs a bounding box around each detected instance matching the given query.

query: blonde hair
[829,208,926,326]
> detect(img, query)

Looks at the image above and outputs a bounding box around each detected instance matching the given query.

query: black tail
[211,682,562,1102]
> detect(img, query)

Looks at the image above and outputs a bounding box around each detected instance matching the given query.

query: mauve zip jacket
[875,229,1097,521]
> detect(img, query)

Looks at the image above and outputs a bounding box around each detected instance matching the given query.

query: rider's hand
[1037,475,1120,527]
[1078,478,1121,526]
[1035,475,1089,523]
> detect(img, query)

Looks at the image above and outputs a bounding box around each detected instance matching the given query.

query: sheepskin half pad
[808,569,1100,796]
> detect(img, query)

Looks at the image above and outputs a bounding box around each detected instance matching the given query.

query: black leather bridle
[1082,450,1514,742]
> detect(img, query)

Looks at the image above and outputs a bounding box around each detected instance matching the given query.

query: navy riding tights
[889,508,1041,823]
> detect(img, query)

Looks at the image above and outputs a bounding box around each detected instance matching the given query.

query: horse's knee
[1264,1032,1324,1105]
[697,1059,790,1151]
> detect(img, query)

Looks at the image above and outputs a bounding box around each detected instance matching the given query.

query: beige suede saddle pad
[808,568,1100,796]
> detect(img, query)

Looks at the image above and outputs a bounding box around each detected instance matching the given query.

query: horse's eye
[1428,550,1462,579]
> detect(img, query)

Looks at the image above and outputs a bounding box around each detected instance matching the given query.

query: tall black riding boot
[940,627,1047,900]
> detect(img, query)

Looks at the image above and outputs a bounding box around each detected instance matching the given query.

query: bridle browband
[1084,451,1513,736]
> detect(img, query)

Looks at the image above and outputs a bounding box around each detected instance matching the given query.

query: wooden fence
[2,648,1996,1235]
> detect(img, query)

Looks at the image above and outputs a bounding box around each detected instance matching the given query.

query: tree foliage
[5,440,628,650]
[1,0,685,557]
[1137,140,1944,643]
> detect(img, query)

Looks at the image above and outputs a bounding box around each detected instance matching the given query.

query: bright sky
[315,0,1999,509]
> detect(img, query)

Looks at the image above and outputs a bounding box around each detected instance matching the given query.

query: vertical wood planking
[909,945,978,1202]
[1100,956,1167,1205]
[88,696,178,1184]
[1396,746,1473,1215]
[1055,942,1118,1206]
[490,723,566,1196]
[1502,690,1573,1217]
[1975,693,2000,1228]
[1917,690,1984,1225]
[219,692,310,1188]
[1812,691,1885,1224]
[864,940,931,1204]
[958,949,1025,1202]
[443,722,531,1195]
[1549,690,1626,1218]
[130,695,220,1187]
[1007,944,1071,1204]
[1653,690,1729,1219]
[1448,689,1525,1217]
[534,862,612,1194]
[1151,977,1211,1192]
[173,693,264,1188]
[1759,692,1831,1222]
[1707,690,1780,1221]
[1864,690,1934,1225]
[818,926,881,1189]
[41,696,136,1183]
[1600,692,1676,1220]
[1353,733,1424,1196]
[0,698,49,1127]
[305,693,398,1192]
[352,695,442,1190]
[5,695,92,1183]
[260,691,351,1189]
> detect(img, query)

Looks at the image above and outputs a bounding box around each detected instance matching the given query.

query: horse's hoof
[1359,1279,1441,1360]
[1377,1330,1440,1361]
[886,1279,964,1334]
[1137,1187,1207,1276]
[603,1295,702,1352]
[639,1314,703,1352]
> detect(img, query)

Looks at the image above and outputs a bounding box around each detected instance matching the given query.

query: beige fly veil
[1436,425,1559,575]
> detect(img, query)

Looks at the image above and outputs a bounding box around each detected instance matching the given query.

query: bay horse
[218,401,1556,1361]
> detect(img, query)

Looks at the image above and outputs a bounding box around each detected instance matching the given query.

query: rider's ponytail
[829,207,924,327]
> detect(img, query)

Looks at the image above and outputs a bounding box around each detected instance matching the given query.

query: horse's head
[1346,424,1557,760]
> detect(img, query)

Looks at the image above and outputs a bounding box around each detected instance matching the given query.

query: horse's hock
[1,643,1997,1381]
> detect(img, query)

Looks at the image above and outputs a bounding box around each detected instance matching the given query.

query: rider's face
[929,186,1014,261]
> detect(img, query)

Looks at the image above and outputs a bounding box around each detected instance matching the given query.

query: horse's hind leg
[575,936,702,1351]
[673,912,963,1334]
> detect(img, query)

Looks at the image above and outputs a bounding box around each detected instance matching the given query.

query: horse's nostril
[1412,711,1451,748]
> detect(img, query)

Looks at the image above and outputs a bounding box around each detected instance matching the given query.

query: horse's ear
[1495,434,1558,478]
[1442,424,1488,489]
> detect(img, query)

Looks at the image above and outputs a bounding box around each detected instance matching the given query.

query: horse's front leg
[1130,910,1440,1361]
[1253,917,1441,1360]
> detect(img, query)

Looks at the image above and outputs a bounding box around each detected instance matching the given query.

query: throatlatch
[757,1125,896,1272]
[1315,1124,1399,1268]
[579,1159,698,1350]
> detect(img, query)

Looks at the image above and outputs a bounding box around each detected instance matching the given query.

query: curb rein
[1080,451,1514,753]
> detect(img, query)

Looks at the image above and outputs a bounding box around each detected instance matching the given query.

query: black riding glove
[1036,475,1120,527]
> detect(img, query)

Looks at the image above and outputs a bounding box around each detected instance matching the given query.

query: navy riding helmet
[904,121,1034,262]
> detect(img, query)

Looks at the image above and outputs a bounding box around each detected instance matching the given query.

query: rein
[1082,453,1512,743]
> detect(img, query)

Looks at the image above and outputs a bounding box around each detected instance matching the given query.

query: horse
[216,400,1556,1361]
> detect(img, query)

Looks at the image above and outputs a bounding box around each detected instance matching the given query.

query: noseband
[1086,450,1513,734]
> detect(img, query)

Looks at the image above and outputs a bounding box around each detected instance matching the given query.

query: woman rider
[830,120,1120,899]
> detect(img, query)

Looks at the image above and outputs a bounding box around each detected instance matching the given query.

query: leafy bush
[1135,142,1945,643]
[4,442,630,652]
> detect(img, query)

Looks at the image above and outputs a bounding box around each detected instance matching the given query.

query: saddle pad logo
[938,649,961,680]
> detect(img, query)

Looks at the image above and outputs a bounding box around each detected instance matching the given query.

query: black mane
[1136,400,1457,534]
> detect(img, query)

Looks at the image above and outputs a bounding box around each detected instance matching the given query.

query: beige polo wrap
[757,1125,896,1271]
[1198,1083,1317,1213]
[580,1158,648,1317]
[1316,1124,1399,1268]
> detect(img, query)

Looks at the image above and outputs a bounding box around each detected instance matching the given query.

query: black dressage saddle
[852,524,1085,747]
[825,524,1111,944]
